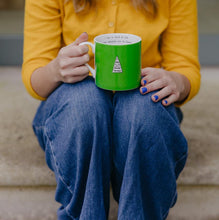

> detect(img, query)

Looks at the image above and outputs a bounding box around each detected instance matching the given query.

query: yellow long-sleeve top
[22,0,200,105]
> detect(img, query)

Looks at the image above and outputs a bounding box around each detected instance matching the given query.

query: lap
[33,76,113,128]
[113,88,182,128]
[32,77,113,150]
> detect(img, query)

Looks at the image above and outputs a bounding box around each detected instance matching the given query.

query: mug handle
[79,42,96,78]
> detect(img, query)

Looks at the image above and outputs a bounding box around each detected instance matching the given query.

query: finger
[141,67,155,76]
[73,32,89,46]
[60,44,89,58]
[140,78,167,95]
[140,72,161,86]
[60,54,90,69]
[71,65,90,76]
[64,73,89,84]
[140,69,167,86]
[61,65,89,79]
[151,86,172,102]
[141,76,148,86]
[162,94,178,106]
[60,32,89,57]
[141,67,163,76]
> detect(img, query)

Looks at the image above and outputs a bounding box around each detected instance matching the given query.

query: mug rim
[94,33,141,45]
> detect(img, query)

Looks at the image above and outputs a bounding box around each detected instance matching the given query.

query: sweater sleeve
[160,0,201,106]
[22,0,62,100]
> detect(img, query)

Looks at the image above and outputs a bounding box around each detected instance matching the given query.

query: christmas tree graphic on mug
[113,56,123,73]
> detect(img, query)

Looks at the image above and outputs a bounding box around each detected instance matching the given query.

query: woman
[22,0,200,219]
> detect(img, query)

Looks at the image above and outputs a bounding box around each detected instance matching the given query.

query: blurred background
[0,0,219,65]
[0,0,219,220]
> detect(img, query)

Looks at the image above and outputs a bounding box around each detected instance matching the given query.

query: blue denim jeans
[32,76,187,220]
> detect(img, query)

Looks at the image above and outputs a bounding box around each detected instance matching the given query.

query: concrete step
[180,67,219,185]
[0,187,58,220]
[0,186,118,220]
[1,186,219,220]
[0,67,55,186]
[167,185,219,220]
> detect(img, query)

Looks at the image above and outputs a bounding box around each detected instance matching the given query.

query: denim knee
[113,89,188,178]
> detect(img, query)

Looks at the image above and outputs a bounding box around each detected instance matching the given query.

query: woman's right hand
[54,32,90,84]
[31,32,90,99]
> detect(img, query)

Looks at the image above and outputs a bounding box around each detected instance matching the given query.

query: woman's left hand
[140,67,191,106]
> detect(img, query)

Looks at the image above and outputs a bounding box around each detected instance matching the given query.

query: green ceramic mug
[80,33,141,91]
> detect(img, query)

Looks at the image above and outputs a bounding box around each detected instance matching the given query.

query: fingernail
[164,100,168,105]
[142,87,147,93]
[143,80,147,85]
[154,95,159,101]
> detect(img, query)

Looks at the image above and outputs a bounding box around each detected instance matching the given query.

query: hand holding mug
[55,32,90,84]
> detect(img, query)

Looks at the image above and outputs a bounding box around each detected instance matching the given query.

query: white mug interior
[95,33,141,45]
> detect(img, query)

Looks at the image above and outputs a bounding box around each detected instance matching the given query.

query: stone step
[0,67,55,186]
[0,186,117,220]
[167,185,219,220]
[1,186,219,220]
[180,67,219,185]
[0,187,58,220]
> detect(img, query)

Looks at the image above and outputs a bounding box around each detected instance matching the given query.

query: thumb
[73,32,89,46]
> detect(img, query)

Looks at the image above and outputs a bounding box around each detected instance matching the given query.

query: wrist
[178,74,191,102]
[48,57,62,84]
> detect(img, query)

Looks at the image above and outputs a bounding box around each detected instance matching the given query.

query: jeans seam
[175,152,188,167]
[34,123,76,219]
[33,125,44,131]
[65,208,76,220]
[44,127,76,220]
